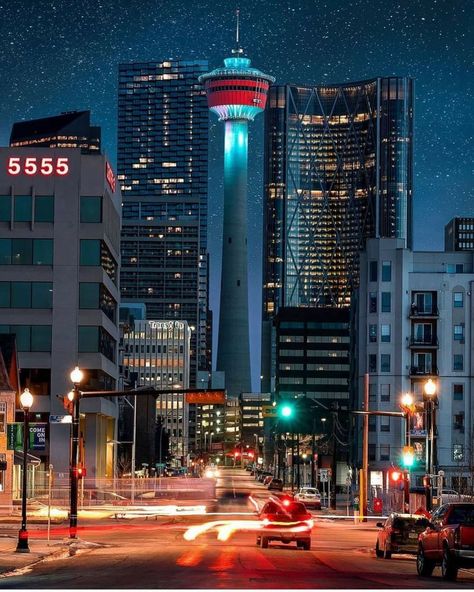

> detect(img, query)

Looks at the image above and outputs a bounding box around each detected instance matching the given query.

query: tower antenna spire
[232,8,244,55]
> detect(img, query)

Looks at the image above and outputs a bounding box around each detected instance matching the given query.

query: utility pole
[360,373,369,522]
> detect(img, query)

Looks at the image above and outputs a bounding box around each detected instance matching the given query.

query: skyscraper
[262,78,414,393]
[10,111,101,154]
[199,38,274,397]
[117,60,210,386]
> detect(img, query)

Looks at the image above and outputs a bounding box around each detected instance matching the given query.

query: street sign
[49,415,72,424]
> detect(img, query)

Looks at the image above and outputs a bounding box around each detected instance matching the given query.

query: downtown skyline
[0,0,471,388]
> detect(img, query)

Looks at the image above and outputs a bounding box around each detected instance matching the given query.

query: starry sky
[0,0,472,389]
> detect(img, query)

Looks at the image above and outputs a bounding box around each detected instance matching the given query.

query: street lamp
[424,379,437,477]
[16,388,34,553]
[69,366,84,539]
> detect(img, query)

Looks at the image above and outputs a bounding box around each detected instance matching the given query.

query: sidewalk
[0,532,71,577]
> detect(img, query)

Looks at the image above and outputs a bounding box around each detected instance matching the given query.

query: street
[1,469,473,589]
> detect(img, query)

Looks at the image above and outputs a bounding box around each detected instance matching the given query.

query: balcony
[409,305,439,319]
[409,366,439,377]
[409,336,439,348]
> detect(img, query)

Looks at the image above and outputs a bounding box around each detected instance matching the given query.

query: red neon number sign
[7,157,69,176]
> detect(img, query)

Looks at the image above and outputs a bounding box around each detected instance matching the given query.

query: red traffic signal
[389,468,401,482]
[74,466,86,479]
[373,498,383,513]
[62,395,73,415]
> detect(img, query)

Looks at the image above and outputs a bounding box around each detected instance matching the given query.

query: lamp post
[16,388,34,553]
[424,378,437,477]
[69,366,84,539]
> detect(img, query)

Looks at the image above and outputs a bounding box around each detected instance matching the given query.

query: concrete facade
[0,148,121,478]
[358,238,474,491]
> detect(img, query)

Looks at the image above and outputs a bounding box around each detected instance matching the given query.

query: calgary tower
[199,13,275,397]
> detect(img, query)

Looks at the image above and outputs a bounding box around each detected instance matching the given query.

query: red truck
[417,503,474,581]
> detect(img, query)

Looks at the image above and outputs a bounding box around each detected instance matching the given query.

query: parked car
[258,471,272,483]
[268,478,284,491]
[375,513,430,558]
[263,475,273,486]
[440,489,473,504]
[417,503,474,581]
[294,487,322,510]
[257,499,313,550]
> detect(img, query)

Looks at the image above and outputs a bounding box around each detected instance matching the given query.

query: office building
[10,111,101,154]
[358,237,474,491]
[199,48,274,397]
[0,147,121,477]
[118,60,211,386]
[262,77,414,395]
[121,319,191,464]
[239,392,271,451]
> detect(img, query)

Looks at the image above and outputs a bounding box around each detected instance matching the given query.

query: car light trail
[183,519,313,542]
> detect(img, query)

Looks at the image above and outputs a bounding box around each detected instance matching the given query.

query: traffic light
[389,468,402,483]
[62,394,73,415]
[73,466,86,479]
[373,498,383,513]
[278,403,294,419]
[402,446,415,468]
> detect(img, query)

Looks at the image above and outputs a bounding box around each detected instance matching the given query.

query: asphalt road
[1,469,474,589]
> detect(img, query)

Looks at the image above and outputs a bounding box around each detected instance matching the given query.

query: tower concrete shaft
[216,120,251,396]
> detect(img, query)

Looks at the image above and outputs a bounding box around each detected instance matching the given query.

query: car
[294,487,322,510]
[440,489,473,504]
[204,466,219,479]
[417,503,474,581]
[263,475,273,486]
[257,499,313,550]
[375,513,430,559]
[258,471,272,483]
[268,478,284,491]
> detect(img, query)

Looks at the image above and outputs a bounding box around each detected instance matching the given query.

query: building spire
[232,8,244,55]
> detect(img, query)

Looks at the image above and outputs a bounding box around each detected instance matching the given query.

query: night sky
[0,0,472,389]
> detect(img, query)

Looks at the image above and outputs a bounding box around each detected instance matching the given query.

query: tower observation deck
[199,49,274,397]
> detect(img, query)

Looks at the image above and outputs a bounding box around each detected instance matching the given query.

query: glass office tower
[118,60,210,385]
[262,77,414,392]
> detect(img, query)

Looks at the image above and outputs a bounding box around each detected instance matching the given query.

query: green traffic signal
[402,446,414,467]
[279,404,293,418]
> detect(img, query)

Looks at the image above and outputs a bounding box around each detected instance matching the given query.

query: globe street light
[424,379,437,477]
[16,388,34,553]
[69,366,83,539]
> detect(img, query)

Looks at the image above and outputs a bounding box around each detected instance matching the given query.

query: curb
[0,539,106,579]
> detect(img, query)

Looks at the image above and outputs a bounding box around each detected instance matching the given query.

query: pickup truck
[417,503,474,581]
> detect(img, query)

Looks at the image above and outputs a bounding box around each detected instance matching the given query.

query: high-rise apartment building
[445,217,474,252]
[117,60,210,386]
[10,111,101,154]
[262,78,414,394]
[358,237,474,492]
[0,147,121,477]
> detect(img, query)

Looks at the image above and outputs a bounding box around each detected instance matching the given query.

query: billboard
[185,391,226,405]
[7,423,47,451]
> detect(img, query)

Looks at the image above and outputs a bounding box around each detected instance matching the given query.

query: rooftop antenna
[232,8,244,55]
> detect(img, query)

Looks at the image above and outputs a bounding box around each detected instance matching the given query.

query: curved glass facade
[263,77,414,314]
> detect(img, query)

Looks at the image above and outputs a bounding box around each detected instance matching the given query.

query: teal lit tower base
[200,55,275,397]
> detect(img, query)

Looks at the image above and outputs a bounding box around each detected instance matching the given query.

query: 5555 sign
[7,423,47,451]
[6,156,69,176]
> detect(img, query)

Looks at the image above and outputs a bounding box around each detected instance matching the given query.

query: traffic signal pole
[360,373,369,522]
